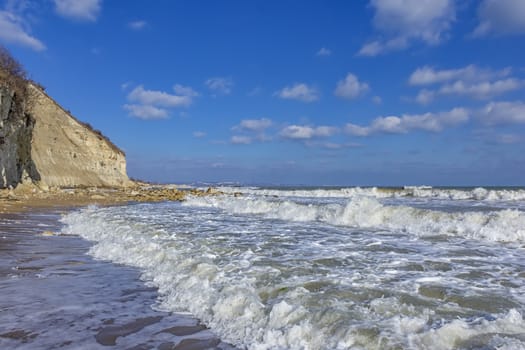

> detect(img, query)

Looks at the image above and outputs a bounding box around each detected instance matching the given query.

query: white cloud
[473,0,525,37]
[128,85,192,108]
[128,20,147,30]
[205,77,233,95]
[334,73,370,100]
[410,65,522,104]
[372,96,383,104]
[358,37,408,56]
[173,84,199,97]
[280,125,338,140]
[409,65,511,86]
[479,101,525,125]
[54,0,101,22]
[124,84,197,119]
[439,78,524,99]
[276,83,319,102]
[193,131,206,138]
[345,107,469,136]
[231,135,252,144]
[234,118,272,132]
[358,0,455,56]
[0,11,45,51]
[316,47,332,56]
[123,104,168,120]
[415,89,435,105]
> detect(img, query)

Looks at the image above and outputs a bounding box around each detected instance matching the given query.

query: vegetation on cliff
[1,46,129,189]
[0,46,32,113]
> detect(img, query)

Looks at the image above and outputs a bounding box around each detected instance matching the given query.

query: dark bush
[0,46,32,111]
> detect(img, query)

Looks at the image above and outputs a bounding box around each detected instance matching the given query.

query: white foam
[59,201,525,349]
[216,186,525,202]
[183,195,525,242]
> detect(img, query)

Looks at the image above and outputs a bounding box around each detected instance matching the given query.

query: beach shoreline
[0,190,235,349]
[0,183,224,214]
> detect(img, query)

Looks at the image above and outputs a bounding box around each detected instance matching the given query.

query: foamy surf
[183,195,525,242]
[216,185,525,202]
[60,186,525,349]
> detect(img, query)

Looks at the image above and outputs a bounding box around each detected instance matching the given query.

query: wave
[60,205,525,349]
[215,186,525,202]
[183,196,525,242]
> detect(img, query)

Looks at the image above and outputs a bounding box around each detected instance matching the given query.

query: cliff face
[28,85,130,188]
[0,86,40,188]
[0,83,130,189]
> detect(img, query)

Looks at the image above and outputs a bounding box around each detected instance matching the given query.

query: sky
[1,0,525,186]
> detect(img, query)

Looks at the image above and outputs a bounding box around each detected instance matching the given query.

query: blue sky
[1,0,525,186]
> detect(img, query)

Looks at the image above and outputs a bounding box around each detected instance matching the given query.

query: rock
[0,86,38,188]
[90,194,105,200]
[29,85,131,188]
[1,81,131,190]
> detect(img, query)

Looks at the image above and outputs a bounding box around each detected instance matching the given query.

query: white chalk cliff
[0,83,130,189]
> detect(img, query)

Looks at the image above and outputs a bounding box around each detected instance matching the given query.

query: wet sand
[0,207,235,349]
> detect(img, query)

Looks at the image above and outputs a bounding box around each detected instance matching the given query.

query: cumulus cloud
[193,131,207,138]
[276,83,319,102]
[415,89,435,105]
[334,73,370,100]
[230,135,252,144]
[345,107,469,136]
[233,118,272,132]
[128,20,147,30]
[0,11,45,51]
[123,104,168,120]
[409,65,511,86]
[478,101,525,125]
[316,47,332,56]
[128,85,193,108]
[280,125,338,140]
[358,37,408,56]
[205,77,233,95]
[173,84,199,97]
[231,118,273,143]
[54,0,101,21]
[124,84,197,119]
[472,0,525,37]
[438,79,524,99]
[409,65,522,103]
[358,0,455,56]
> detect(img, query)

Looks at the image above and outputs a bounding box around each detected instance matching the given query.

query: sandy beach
[0,193,235,349]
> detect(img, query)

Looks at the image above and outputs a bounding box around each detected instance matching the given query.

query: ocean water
[60,186,525,350]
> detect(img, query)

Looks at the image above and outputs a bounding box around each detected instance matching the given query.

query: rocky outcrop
[28,85,130,188]
[0,86,40,188]
[0,83,130,189]
[1,44,130,189]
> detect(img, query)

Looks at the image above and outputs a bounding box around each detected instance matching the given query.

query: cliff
[0,86,40,188]
[28,85,130,188]
[0,47,130,189]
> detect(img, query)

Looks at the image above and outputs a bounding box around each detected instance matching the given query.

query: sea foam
[183,195,525,242]
[216,186,525,202]
[60,199,525,349]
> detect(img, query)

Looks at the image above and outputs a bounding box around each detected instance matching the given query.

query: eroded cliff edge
[28,85,130,188]
[0,48,130,189]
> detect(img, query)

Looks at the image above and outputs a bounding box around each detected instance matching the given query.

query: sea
[59,186,525,350]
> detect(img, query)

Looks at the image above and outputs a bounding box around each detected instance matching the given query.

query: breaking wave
[60,203,525,349]
[184,195,525,242]
[216,186,525,202]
